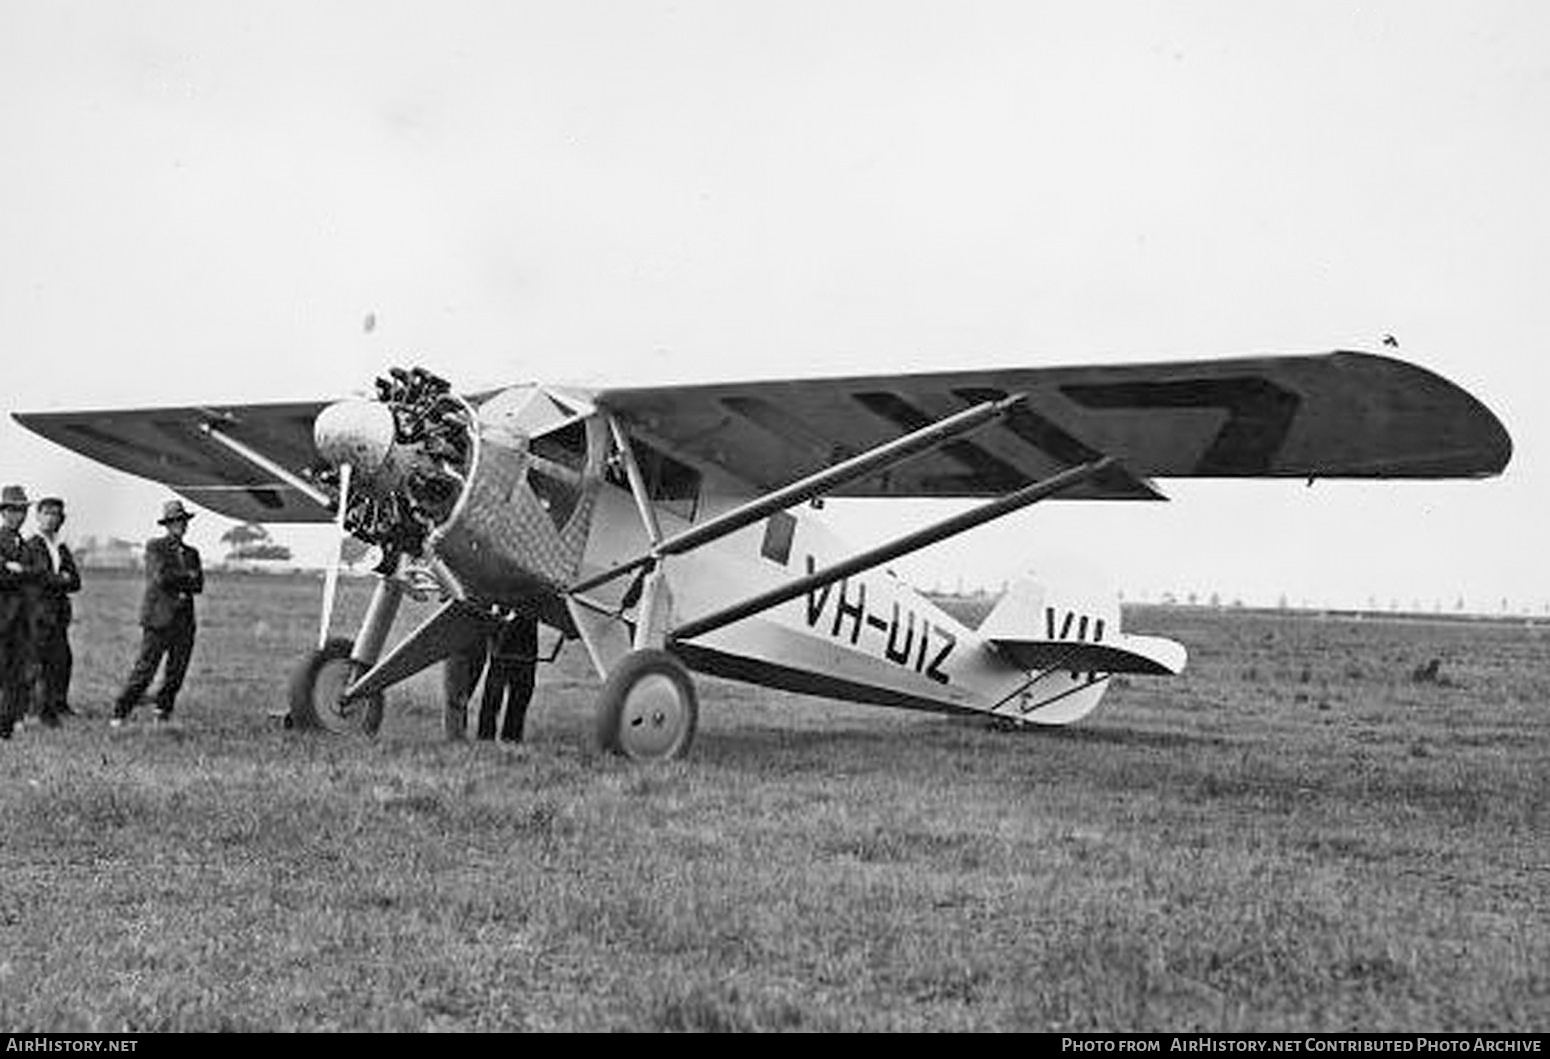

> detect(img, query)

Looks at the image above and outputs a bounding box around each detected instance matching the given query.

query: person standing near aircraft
[111,500,203,726]
[442,634,486,741]
[0,486,40,739]
[477,613,539,743]
[25,497,81,726]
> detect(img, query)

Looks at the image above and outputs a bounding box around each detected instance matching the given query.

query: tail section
[978,564,1186,725]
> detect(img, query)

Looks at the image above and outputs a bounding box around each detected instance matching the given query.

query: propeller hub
[311,367,476,566]
[314,399,397,481]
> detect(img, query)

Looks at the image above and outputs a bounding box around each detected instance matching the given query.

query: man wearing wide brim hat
[157,499,196,526]
[111,498,204,725]
[0,485,39,739]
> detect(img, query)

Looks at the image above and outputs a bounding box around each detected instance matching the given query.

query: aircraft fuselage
[576,468,1107,722]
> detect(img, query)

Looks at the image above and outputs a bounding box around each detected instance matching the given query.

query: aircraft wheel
[288,637,385,737]
[595,649,699,761]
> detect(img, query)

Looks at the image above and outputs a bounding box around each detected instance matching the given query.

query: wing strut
[605,413,664,547]
[199,421,332,508]
[670,456,1121,643]
[573,392,1028,596]
[317,462,352,649]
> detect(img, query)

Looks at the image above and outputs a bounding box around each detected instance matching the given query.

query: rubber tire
[288,637,385,736]
[595,648,699,761]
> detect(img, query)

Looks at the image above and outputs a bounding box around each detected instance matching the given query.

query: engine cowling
[313,368,604,602]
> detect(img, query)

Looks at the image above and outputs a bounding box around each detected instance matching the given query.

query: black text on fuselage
[801,557,954,684]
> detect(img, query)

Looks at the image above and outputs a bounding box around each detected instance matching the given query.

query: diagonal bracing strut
[198,421,334,509]
[669,456,1122,643]
[571,392,1030,596]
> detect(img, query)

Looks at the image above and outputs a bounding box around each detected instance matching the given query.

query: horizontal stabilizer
[987,633,1187,676]
[978,567,1187,677]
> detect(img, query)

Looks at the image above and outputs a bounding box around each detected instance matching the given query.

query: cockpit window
[606,435,702,523]
[525,418,589,529]
[477,387,594,531]
[530,418,586,473]
[527,464,580,527]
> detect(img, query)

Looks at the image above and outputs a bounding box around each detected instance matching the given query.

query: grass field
[0,570,1545,1031]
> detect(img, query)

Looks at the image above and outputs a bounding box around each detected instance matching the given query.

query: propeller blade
[318,461,352,649]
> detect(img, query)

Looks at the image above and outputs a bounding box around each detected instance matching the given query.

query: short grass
[0,572,1545,1030]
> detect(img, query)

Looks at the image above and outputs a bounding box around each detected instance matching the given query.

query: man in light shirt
[26,497,81,726]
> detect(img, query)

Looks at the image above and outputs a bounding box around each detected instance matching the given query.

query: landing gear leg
[592,563,699,760]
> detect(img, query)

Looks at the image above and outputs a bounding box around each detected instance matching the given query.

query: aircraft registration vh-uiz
[13,351,1512,760]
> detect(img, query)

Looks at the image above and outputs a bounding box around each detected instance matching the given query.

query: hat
[36,496,65,512]
[158,499,196,525]
[0,484,29,510]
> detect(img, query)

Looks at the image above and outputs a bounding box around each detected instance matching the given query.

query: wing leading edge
[597,351,1512,498]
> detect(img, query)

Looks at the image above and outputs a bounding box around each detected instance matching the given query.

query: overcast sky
[2,1,1545,612]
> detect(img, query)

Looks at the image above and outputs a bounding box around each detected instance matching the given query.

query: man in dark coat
[26,497,81,726]
[0,485,40,739]
[442,633,485,741]
[443,613,540,743]
[111,499,203,725]
[477,614,539,743]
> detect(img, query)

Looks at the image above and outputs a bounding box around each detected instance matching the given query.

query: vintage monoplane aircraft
[13,351,1511,759]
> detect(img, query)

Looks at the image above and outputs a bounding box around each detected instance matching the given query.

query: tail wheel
[288,637,385,736]
[595,649,699,761]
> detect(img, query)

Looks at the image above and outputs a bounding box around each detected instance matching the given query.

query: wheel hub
[619,674,689,759]
[313,657,369,734]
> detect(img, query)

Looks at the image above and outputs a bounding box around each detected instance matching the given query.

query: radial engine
[311,366,605,604]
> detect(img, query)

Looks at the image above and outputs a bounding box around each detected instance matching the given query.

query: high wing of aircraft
[12,351,1512,759]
